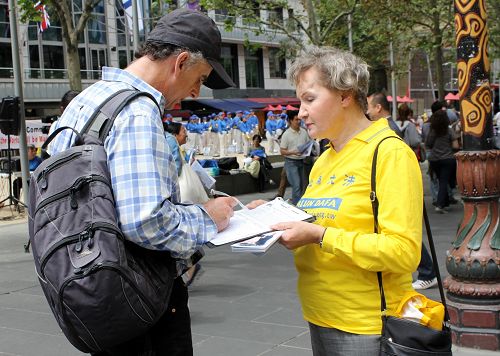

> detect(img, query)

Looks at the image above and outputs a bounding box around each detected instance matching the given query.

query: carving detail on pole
[446,0,500,351]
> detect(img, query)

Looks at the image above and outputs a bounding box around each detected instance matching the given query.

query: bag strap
[41,126,82,151]
[371,136,450,322]
[80,89,160,143]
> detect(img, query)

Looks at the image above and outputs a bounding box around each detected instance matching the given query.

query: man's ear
[173,51,190,76]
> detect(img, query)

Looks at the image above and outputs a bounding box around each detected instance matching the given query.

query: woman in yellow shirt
[272,47,423,355]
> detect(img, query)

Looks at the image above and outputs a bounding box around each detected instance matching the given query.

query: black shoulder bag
[371,137,452,356]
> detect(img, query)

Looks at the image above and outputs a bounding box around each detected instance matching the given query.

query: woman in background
[425,110,459,213]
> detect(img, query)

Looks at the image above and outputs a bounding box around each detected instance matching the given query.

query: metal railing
[0,67,102,80]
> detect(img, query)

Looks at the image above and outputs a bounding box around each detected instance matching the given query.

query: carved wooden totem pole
[445,0,500,351]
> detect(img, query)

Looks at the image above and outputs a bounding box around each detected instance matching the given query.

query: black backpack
[28,89,176,353]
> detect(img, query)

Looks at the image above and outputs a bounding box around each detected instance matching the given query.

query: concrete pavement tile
[281,329,312,349]
[0,326,83,356]
[192,317,307,345]
[12,285,45,297]
[190,297,281,323]
[258,345,312,356]
[0,280,37,295]
[0,307,63,336]
[232,289,301,310]
[193,335,272,356]
[252,307,307,328]
[0,291,54,314]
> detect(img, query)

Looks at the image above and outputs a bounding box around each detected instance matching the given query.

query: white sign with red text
[0,120,50,149]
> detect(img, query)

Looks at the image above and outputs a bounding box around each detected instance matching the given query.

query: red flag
[34,2,50,33]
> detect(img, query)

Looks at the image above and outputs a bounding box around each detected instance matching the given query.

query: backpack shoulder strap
[81,89,161,143]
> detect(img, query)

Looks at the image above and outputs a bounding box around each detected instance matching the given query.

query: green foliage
[18,0,43,23]
[487,0,500,57]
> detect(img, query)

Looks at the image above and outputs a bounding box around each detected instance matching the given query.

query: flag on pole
[34,1,50,33]
[122,0,143,33]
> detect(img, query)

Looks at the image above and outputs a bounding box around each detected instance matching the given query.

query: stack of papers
[207,198,314,247]
[231,231,283,254]
[297,140,314,156]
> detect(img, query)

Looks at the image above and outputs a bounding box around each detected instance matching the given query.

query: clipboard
[206,198,315,247]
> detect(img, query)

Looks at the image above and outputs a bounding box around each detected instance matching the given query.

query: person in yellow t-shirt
[271,47,423,355]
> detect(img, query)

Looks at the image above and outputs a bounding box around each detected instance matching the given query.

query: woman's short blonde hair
[288,46,370,112]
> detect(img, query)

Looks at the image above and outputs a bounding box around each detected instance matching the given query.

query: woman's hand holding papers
[203,197,237,232]
[271,221,326,250]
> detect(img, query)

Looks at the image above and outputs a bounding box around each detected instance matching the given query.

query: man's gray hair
[135,42,205,68]
[288,46,370,112]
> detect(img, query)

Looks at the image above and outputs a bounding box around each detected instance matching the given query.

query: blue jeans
[309,323,380,356]
[429,159,456,208]
[417,244,436,280]
[284,158,305,205]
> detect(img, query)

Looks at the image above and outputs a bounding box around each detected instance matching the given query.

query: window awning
[223,99,265,109]
[181,97,300,113]
[247,97,300,106]
[194,99,242,112]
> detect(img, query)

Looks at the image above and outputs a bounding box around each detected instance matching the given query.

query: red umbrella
[274,104,283,111]
[263,104,276,111]
[286,104,299,110]
[396,96,405,103]
[387,95,393,102]
[400,96,414,103]
[445,93,459,101]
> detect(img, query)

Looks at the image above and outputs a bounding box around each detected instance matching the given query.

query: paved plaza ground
[0,164,497,355]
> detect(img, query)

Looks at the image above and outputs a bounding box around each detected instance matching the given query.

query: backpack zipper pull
[70,188,78,209]
[87,229,94,249]
[69,176,89,209]
[40,170,48,189]
[75,230,88,253]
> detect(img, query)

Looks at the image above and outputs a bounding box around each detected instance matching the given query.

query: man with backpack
[45,9,237,355]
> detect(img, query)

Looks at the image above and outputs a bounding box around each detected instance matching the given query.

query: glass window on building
[43,45,64,79]
[88,15,107,44]
[245,48,263,88]
[29,45,41,79]
[287,9,297,32]
[268,47,286,79]
[0,42,11,77]
[40,18,63,42]
[115,0,132,67]
[0,1,10,78]
[243,5,260,27]
[220,44,239,87]
[268,8,283,29]
[0,1,10,39]
[90,49,107,80]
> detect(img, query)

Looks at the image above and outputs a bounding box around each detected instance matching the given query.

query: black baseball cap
[147,9,236,90]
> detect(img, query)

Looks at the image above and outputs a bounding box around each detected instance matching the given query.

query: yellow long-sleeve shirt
[295,119,423,335]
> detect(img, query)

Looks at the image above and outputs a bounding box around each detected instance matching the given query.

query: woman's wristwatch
[318,227,327,248]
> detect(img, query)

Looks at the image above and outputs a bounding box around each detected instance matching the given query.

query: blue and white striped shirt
[50,67,217,263]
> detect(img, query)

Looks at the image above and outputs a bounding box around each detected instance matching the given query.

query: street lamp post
[445,0,500,351]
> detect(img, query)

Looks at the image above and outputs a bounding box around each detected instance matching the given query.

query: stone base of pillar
[447,296,500,351]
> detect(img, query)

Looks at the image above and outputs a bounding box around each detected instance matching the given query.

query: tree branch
[75,0,101,35]
[319,0,359,44]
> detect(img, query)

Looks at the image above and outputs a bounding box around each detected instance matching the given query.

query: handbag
[371,137,452,356]
[178,160,210,204]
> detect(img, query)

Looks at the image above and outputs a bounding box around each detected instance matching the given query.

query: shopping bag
[178,162,209,204]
